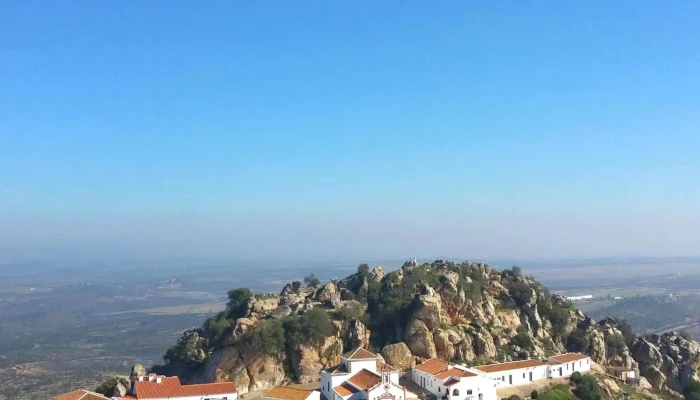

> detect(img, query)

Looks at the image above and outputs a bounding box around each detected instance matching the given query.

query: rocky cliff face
[152,260,700,396]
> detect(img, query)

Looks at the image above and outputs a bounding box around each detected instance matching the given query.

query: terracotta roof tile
[476,359,547,373]
[343,347,379,360]
[334,383,360,397]
[133,376,236,399]
[414,358,450,375]
[54,390,109,400]
[377,361,398,371]
[434,368,477,380]
[551,353,589,363]
[263,386,314,400]
[347,369,382,390]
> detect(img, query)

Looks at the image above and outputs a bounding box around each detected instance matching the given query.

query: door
[572,363,576,371]
[529,372,533,381]
[509,375,512,385]
[559,368,562,377]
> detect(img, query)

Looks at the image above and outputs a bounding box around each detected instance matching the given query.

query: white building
[262,387,321,400]
[411,359,497,400]
[566,295,593,302]
[413,353,591,397]
[547,353,591,378]
[120,374,237,400]
[475,359,551,388]
[321,347,413,400]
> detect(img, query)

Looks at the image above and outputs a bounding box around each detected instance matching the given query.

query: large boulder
[291,336,342,383]
[344,319,371,349]
[317,282,341,308]
[198,346,251,393]
[434,329,455,360]
[474,330,497,359]
[381,342,413,371]
[405,319,437,359]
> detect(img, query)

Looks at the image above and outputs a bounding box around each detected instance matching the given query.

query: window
[438,387,441,393]
[523,373,525,378]
[453,389,459,396]
[502,376,505,381]
[467,390,473,395]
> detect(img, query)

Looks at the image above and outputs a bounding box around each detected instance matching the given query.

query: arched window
[453,389,459,396]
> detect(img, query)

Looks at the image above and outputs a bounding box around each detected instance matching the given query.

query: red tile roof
[444,378,460,387]
[476,359,547,373]
[133,376,237,399]
[334,383,360,397]
[414,358,450,375]
[343,347,380,360]
[551,353,589,363]
[434,368,477,380]
[54,390,109,400]
[347,369,382,390]
[263,386,315,400]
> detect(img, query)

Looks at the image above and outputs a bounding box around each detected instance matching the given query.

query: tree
[606,333,627,357]
[358,263,370,278]
[291,281,302,291]
[226,288,253,319]
[607,294,612,301]
[511,265,522,277]
[684,380,700,400]
[566,329,590,352]
[304,273,321,288]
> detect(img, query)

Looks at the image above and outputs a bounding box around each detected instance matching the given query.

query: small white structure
[566,295,593,302]
[321,347,413,400]
[262,387,321,400]
[412,359,497,400]
[547,353,591,378]
[122,374,237,400]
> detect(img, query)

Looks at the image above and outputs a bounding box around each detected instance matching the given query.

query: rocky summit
[149,260,700,396]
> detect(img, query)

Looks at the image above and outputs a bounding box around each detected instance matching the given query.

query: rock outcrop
[146,259,700,398]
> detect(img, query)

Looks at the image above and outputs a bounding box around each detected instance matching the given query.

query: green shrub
[511,328,534,350]
[572,375,602,400]
[243,319,285,355]
[684,380,700,400]
[226,287,252,319]
[507,395,523,400]
[566,329,590,352]
[285,308,335,345]
[530,389,538,399]
[570,371,584,385]
[606,333,627,357]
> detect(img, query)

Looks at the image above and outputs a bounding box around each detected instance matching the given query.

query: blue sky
[1,1,699,261]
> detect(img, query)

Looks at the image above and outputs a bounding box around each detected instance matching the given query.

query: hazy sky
[1,1,699,261]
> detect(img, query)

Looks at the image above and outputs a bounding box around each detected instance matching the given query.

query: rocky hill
[144,260,700,398]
